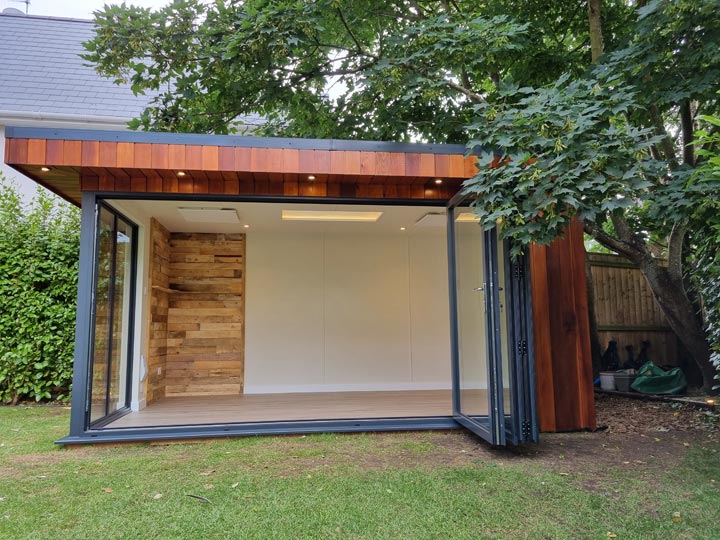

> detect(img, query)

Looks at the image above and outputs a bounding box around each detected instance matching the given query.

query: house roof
[0,11,154,121]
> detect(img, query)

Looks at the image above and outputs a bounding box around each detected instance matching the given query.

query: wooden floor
[108,390,480,428]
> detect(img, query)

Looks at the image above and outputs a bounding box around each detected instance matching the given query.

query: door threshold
[57,416,461,445]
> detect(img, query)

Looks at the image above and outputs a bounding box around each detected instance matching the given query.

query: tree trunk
[585,253,604,375]
[584,0,605,376]
[587,0,604,62]
[635,255,716,392]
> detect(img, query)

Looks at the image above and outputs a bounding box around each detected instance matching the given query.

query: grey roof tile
[0,12,154,119]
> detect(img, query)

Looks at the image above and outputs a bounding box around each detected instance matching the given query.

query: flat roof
[5,127,469,155]
[4,127,478,205]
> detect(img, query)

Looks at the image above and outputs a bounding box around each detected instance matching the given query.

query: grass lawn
[0,398,718,540]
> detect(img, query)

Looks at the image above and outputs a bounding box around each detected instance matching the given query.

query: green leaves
[463,74,666,248]
[0,177,79,404]
[83,1,635,141]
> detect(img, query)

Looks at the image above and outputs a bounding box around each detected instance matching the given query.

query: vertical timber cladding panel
[530,219,596,432]
[165,233,246,396]
[146,219,170,404]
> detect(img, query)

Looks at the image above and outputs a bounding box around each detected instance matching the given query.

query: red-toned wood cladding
[530,218,596,432]
[6,138,477,181]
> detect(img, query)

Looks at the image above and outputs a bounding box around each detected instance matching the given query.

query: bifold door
[87,203,137,428]
[447,194,537,446]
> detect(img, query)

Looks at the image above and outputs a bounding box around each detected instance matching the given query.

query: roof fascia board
[4,126,470,155]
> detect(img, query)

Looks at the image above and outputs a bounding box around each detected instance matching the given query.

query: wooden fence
[587,253,678,367]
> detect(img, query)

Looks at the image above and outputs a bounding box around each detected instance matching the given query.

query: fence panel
[588,253,678,367]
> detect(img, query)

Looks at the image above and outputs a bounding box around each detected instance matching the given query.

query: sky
[0,0,170,19]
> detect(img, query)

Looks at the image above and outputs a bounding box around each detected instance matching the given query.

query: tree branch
[583,219,637,260]
[610,212,633,243]
[445,79,486,104]
[336,8,368,57]
[667,218,688,281]
[680,100,695,166]
[648,104,677,168]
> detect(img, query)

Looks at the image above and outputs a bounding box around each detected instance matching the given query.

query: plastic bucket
[614,373,637,392]
[599,372,616,391]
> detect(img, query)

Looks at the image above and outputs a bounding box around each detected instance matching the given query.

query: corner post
[68,192,97,437]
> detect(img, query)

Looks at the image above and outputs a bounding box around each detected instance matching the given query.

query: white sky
[0,0,170,19]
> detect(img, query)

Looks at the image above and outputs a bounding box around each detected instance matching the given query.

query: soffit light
[434,178,443,185]
[307,175,316,181]
[455,213,480,223]
[40,167,50,172]
[177,207,240,223]
[177,171,186,177]
[281,210,383,222]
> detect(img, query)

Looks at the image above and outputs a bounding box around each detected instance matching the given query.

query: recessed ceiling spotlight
[243,224,250,228]
[177,171,186,177]
[307,175,316,181]
[400,227,406,231]
[40,167,50,172]
[434,178,443,185]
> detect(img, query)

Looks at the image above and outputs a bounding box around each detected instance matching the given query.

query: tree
[84,0,632,140]
[464,0,720,390]
[85,0,718,389]
[690,113,720,387]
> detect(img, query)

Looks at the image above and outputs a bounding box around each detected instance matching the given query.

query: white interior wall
[244,230,451,393]
[455,222,488,391]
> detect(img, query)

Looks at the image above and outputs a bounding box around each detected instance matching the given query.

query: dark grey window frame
[59,191,535,445]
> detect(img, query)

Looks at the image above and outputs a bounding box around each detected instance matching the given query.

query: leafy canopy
[84,0,633,141]
[465,0,720,251]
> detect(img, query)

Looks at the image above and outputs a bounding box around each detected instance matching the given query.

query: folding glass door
[447,194,537,446]
[88,204,137,427]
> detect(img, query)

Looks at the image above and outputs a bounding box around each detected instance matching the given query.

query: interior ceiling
[108,199,469,234]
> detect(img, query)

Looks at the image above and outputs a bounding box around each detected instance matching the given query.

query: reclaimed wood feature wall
[5,137,478,205]
[530,219,596,432]
[146,219,171,405]
[588,253,678,366]
[165,233,246,397]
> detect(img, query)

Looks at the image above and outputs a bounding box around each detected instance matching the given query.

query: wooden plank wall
[165,233,246,397]
[588,253,678,366]
[530,219,596,432]
[146,219,171,404]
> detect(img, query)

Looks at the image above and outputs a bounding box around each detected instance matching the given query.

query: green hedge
[0,176,79,403]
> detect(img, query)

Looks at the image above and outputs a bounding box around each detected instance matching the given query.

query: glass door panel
[448,203,504,445]
[454,218,490,416]
[88,205,136,427]
[107,218,133,415]
[89,208,114,424]
[448,196,537,446]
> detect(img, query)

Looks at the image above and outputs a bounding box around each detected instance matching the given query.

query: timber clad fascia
[4,132,479,204]
[6,138,477,178]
